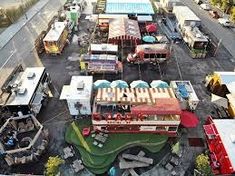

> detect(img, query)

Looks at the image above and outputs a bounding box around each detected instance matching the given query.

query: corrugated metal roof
[106,0,154,15]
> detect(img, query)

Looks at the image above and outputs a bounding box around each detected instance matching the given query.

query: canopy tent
[108,18,141,47]
[142,36,156,43]
[131,98,182,115]
[150,80,169,88]
[155,35,169,44]
[180,111,199,128]
[110,80,128,88]
[130,80,149,88]
[211,93,228,108]
[146,23,157,33]
[94,80,111,89]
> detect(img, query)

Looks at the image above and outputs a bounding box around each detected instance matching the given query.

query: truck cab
[127,44,171,64]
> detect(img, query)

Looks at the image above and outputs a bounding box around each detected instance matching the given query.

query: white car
[218,18,231,27]
[200,3,211,10]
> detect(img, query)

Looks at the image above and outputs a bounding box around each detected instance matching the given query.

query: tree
[210,0,221,6]
[45,156,64,176]
[230,7,235,22]
[195,153,213,176]
[221,0,233,13]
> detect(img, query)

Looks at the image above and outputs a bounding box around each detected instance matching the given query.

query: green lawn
[65,120,168,174]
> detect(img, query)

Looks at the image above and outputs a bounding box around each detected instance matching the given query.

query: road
[0,0,66,90]
[181,0,235,61]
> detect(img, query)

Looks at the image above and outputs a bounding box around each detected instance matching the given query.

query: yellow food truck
[43,21,68,55]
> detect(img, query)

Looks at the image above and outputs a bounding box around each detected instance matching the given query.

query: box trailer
[170,80,199,110]
[0,66,51,115]
[60,76,93,116]
[43,22,68,55]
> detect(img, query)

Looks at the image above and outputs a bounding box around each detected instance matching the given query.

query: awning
[146,24,157,33]
[203,124,216,136]
[211,93,228,108]
[131,98,182,115]
[137,15,153,22]
[180,111,199,128]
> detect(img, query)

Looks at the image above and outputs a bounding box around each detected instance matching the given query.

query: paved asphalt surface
[0,0,235,175]
[181,0,235,61]
[0,0,66,90]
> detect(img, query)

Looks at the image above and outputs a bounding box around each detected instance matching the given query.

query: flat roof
[106,0,154,15]
[184,26,208,42]
[215,72,235,85]
[90,44,118,53]
[137,15,153,22]
[82,54,118,61]
[170,80,199,101]
[214,119,235,169]
[60,76,93,100]
[43,22,66,42]
[173,6,201,22]
[3,67,45,106]
[136,44,169,53]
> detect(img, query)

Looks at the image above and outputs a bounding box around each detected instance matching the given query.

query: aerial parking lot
[0,0,235,175]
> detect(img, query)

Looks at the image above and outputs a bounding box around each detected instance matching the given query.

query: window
[168,126,177,131]
[156,126,167,131]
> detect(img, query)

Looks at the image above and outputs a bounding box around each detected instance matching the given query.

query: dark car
[209,10,220,19]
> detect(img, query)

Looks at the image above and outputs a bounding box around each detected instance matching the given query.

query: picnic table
[95,134,107,143]
[72,159,84,172]
[63,147,74,159]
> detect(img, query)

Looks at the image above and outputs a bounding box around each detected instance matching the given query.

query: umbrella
[142,35,156,43]
[110,80,128,88]
[150,80,169,88]
[211,93,228,108]
[146,23,157,33]
[172,142,180,155]
[94,80,111,89]
[130,80,149,88]
[180,111,199,128]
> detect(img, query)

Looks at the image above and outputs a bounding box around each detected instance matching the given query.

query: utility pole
[213,39,222,57]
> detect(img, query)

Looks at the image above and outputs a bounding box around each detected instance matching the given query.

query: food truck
[205,71,235,117]
[181,26,208,58]
[127,44,171,64]
[170,80,199,110]
[0,66,51,115]
[80,54,122,74]
[92,87,181,136]
[60,76,93,116]
[43,21,68,55]
[89,43,118,55]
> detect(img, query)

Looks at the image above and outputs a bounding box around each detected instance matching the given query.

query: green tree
[45,156,64,176]
[221,0,233,13]
[210,0,221,6]
[195,153,213,176]
[230,7,235,22]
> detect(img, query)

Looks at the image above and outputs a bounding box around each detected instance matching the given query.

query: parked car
[194,0,203,5]
[209,10,220,19]
[200,3,211,10]
[218,18,231,27]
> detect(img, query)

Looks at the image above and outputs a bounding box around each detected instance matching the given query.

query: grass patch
[65,120,168,174]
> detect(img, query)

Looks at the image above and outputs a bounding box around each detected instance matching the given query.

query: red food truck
[127,44,171,64]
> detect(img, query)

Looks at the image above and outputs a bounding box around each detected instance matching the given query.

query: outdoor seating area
[65,120,168,174]
[92,131,109,148]
[62,145,85,173]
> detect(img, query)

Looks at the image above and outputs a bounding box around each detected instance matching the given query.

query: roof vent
[77,81,84,90]
[101,44,107,50]
[196,33,202,38]
[230,134,235,143]
[27,72,35,79]
[18,87,27,95]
